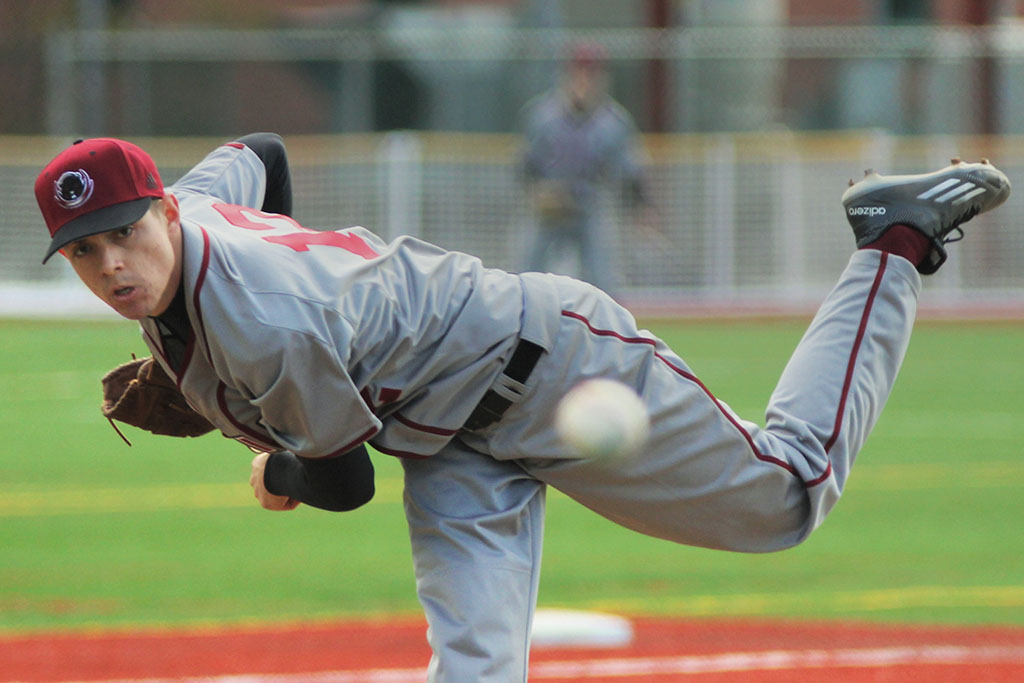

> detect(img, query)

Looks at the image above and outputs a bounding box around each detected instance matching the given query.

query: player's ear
[160,192,181,229]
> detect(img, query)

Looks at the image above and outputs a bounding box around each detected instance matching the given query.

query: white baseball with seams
[555,378,650,459]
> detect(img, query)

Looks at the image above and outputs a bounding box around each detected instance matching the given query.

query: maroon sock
[864,224,932,267]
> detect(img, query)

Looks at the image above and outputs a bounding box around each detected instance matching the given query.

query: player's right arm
[170,132,291,213]
[253,446,375,512]
[233,132,292,216]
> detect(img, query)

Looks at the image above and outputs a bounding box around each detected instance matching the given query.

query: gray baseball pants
[401,249,920,681]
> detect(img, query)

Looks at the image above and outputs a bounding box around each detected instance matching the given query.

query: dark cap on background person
[35,138,164,264]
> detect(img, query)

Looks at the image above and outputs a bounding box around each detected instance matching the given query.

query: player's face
[63,195,183,320]
[566,64,607,111]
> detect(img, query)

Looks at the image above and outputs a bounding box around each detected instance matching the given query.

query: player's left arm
[606,106,665,237]
[614,113,651,209]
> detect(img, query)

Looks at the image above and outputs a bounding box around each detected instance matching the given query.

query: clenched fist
[249,452,300,511]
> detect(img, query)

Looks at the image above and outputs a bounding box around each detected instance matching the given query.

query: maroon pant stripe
[560,310,801,478]
[822,252,889,457]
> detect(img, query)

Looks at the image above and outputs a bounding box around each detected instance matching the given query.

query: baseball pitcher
[35,133,1009,681]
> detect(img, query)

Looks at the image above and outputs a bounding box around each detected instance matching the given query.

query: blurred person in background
[519,41,653,297]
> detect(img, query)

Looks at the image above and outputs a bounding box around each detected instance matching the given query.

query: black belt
[462,339,544,432]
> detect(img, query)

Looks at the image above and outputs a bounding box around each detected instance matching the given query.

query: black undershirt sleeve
[234,132,293,217]
[263,445,375,512]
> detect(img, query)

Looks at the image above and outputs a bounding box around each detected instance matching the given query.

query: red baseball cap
[569,41,608,69]
[35,138,164,263]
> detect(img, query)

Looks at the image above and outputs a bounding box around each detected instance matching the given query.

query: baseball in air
[555,378,650,459]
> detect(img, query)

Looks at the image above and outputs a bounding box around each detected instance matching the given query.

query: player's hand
[249,452,300,511]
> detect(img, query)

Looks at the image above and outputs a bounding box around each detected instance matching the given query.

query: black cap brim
[42,197,154,264]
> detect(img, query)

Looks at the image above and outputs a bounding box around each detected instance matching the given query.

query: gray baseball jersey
[522,89,645,211]
[141,140,920,682]
[140,142,523,460]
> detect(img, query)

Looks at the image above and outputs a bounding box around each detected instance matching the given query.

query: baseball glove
[533,180,576,220]
[101,356,215,439]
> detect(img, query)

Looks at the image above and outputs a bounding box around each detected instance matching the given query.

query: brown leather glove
[101,357,215,438]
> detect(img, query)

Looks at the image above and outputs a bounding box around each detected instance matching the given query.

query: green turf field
[2,318,1022,632]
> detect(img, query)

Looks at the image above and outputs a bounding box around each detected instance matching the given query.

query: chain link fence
[4,130,1023,318]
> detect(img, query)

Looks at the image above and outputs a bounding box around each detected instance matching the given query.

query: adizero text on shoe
[842,159,1011,274]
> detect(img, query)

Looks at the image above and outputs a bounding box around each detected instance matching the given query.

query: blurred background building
[4,0,1024,315]
[4,0,1024,137]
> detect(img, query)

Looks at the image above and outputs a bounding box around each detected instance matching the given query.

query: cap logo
[53,169,94,209]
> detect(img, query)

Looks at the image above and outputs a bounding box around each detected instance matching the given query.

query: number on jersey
[213,203,378,259]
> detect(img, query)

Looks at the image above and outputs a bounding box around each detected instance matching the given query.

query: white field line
[51,645,1024,683]
[528,645,1024,678]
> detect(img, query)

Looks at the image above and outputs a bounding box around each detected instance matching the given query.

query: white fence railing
[4,131,1023,318]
